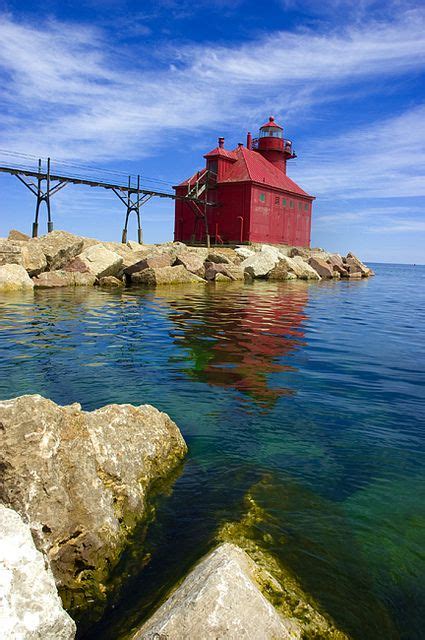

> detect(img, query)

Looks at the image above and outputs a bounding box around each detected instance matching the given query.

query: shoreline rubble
[0,229,374,292]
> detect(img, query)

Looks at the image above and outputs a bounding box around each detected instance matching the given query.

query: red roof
[260,116,283,130]
[220,145,311,197]
[204,147,237,160]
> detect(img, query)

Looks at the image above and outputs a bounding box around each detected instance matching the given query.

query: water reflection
[166,282,309,405]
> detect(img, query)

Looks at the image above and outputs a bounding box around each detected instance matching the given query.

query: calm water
[0,264,424,640]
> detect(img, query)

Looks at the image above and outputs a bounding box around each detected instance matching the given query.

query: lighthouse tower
[174,116,313,246]
[255,116,297,174]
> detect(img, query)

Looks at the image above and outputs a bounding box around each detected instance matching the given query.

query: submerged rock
[0,264,34,291]
[0,395,187,624]
[98,275,124,287]
[134,543,300,640]
[0,505,76,640]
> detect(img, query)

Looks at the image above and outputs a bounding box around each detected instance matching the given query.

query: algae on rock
[0,394,187,628]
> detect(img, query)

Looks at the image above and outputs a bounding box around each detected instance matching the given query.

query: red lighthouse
[174,116,314,246]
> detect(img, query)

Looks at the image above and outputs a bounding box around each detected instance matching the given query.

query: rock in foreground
[134,543,300,640]
[0,395,187,624]
[0,505,76,640]
[0,264,34,291]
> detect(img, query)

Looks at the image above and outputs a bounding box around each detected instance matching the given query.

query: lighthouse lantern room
[173,116,314,246]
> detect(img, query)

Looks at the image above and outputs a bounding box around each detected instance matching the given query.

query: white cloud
[0,9,424,164]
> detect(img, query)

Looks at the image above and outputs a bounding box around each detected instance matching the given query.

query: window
[275,196,280,205]
[304,203,309,211]
[289,200,294,208]
[282,198,287,206]
[298,202,302,211]
[207,159,218,174]
[259,193,266,202]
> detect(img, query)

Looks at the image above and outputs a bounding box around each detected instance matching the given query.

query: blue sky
[0,0,424,263]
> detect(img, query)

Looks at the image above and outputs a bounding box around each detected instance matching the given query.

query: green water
[0,264,423,639]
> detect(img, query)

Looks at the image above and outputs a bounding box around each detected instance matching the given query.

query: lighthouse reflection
[166,282,309,406]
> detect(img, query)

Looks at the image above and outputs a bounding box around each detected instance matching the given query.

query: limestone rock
[134,543,300,640]
[32,271,96,288]
[127,240,143,251]
[291,255,321,280]
[0,505,76,640]
[345,253,372,276]
[309,257,334,278]
[79,245,123,279]
[215,273,232,282]
[204,262,236,281]
[132,265,205,286]
[175,251,205,276]
[327,254,349,277]
[29,231,84,271]
[0,241,23,267]
[289,247,310,259]
[0,395,187,622]
[98,275,124,287]
[225,264,245,280]
[235,246,255,260]
[63,257,91,273]
[8,229,30,241]
[0,264,34,292]
[241,251,279,278]
[207,251,230,264]
[125,253,174,276]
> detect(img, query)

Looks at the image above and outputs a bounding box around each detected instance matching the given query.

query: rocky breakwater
[0,228,374,291]
[0,394,187,629]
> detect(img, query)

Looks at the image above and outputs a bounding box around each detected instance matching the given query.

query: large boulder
[270,255,307,279]
[174,251,205,277]
[0,395,187,623]
[134,543,300,640]
[125,253,174,277]
[291,256,321,280]
[309,257,334,278]
[207,251,231,264]
[0,241,23,267]
[326,254,349,277]
[79,245,123,278]
[0,264,34,292]
[235,246,255,260]
[241,251,279,278]
[32,271,96,288]
[204,262,236,281]
[345,253,373,276]
[132,265,206,286]
[0,505,76,640]
[29,231,84,271]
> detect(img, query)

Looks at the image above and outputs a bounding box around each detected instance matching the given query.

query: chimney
[218,137,225,148]
[246,132,252,150]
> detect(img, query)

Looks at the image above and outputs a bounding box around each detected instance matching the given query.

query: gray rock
[0,394,187,622]
[134,543,300,640]
[235,246,255,260]
[0,505,76,640]
[29,231,84,271]
[79,245,123,278]
[0,264,34,291]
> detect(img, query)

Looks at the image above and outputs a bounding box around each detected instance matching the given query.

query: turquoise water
[0,264,424,639]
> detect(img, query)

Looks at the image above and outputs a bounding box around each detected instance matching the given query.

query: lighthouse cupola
[256,116,296,174]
